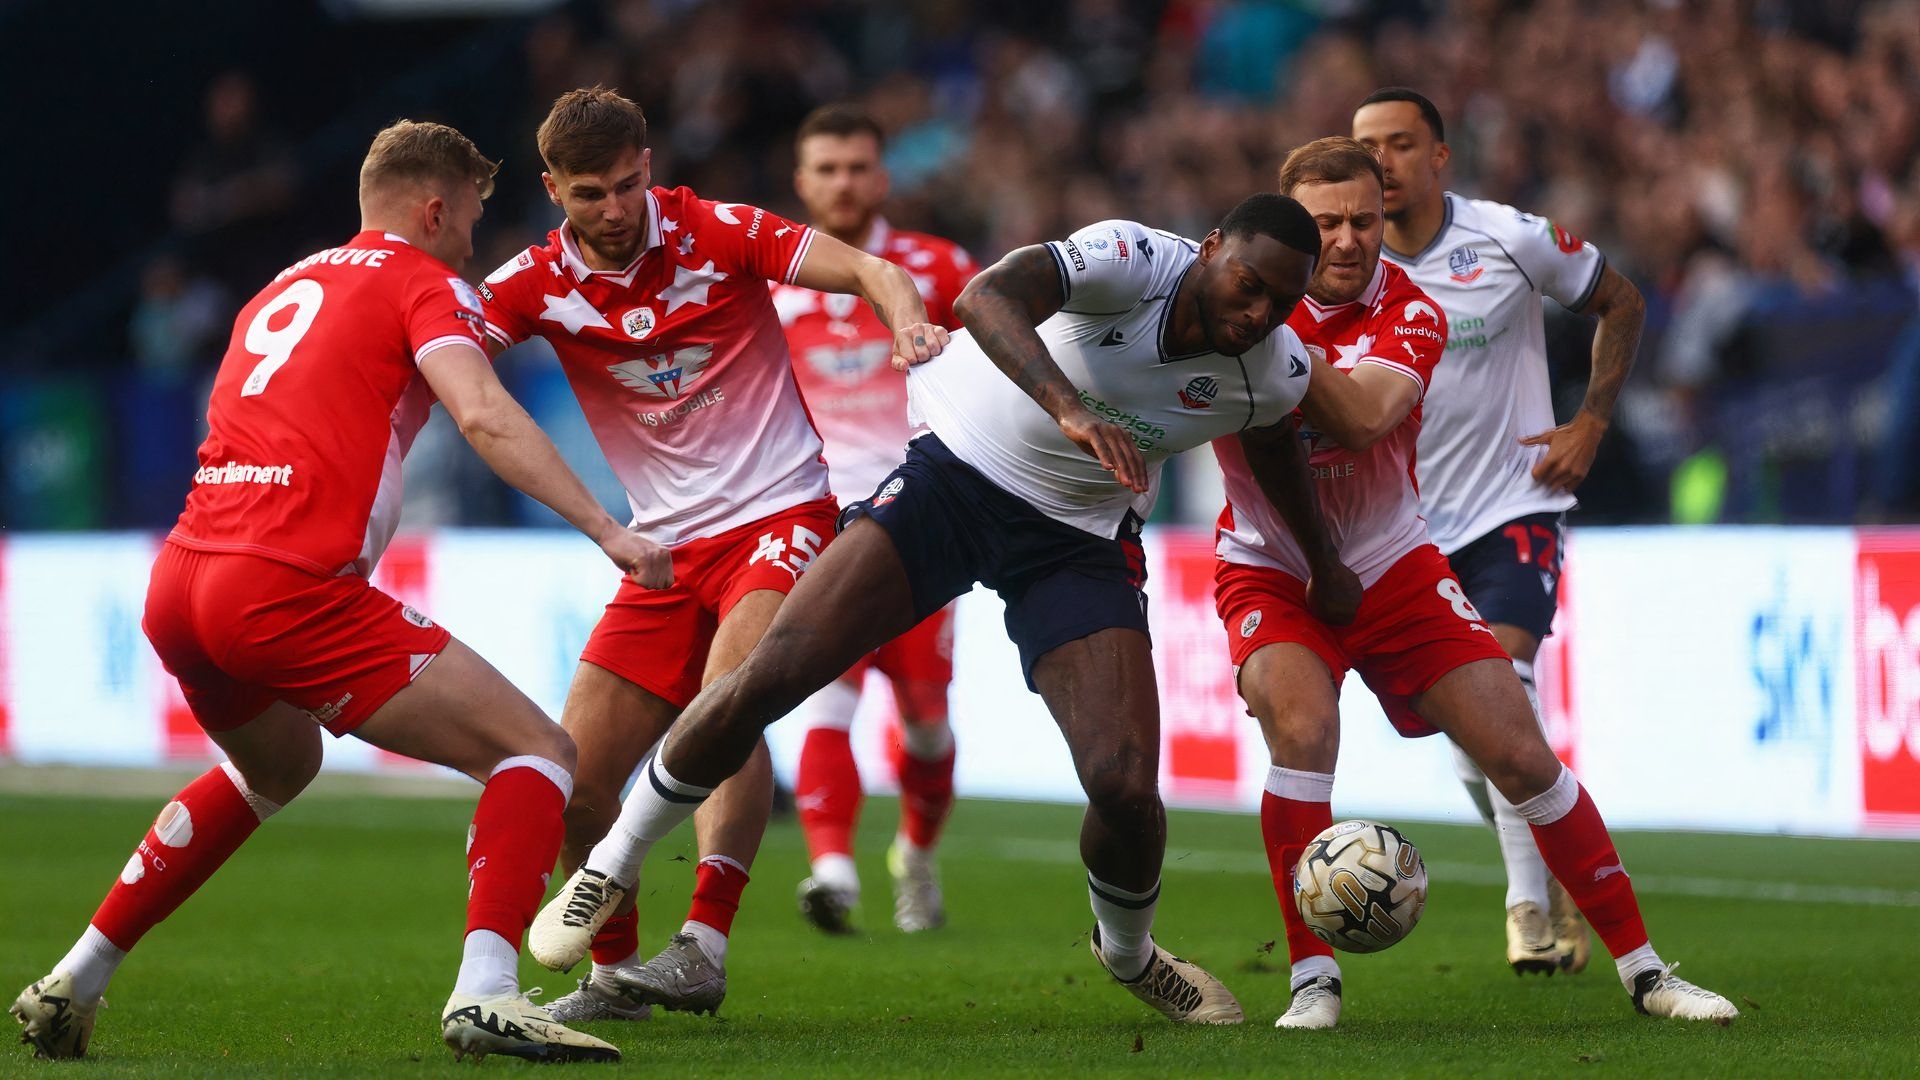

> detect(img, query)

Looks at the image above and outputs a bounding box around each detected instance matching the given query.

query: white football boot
[529,867,628,972]
[1274,975,1342,1030]
[11,971,99,1059]
[1090,927,1244,1025]
[887,841,946,933]
[1631,965,1739,1023]
[1505,901,1564,975]
[440,990,620,1063]
[1547,879,1592,973]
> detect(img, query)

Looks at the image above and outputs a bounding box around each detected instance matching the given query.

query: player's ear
[1431,140,1451,173]
[541,172,561,207]
[639,147,652,188]
[1198,229,1222,262]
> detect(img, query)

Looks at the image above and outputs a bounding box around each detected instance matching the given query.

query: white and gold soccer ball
[1293,820,1429,953]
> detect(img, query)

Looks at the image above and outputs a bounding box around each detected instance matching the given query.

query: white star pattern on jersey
[1334,334,1376,367]
[660,261,728,315]
[541,290,614,334]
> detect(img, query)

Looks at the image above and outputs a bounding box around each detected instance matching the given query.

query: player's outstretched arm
[419,342,673,588]
[1521,265,1645,493]
[1239,418,1361,625]
[792,233,950,370]
[954,245,1148,493]
[1297,355,1421,452]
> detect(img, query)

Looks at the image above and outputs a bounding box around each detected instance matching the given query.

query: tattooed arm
[953,244,1148,492]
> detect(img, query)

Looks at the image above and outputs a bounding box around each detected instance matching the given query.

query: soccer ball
[1293,820,1428,953]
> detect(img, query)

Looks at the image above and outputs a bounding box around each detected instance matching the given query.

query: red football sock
[797,726,862,860]
[1526,783,1650,957]
[1261,790,1335,965]
[591,909,640,966]
[465,759,568,945]
[891,732,955,850]
[91,764,268,951]
[685,855,751,936]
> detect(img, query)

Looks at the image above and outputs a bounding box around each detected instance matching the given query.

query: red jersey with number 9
[168,230,487,578]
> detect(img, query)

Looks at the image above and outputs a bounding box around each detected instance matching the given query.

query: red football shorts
[582,497,840,708]
[1214,544,1511,737]
[845,603,956,687]
[143,541,452,737]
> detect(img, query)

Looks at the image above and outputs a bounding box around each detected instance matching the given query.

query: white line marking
[984,838,1920,909]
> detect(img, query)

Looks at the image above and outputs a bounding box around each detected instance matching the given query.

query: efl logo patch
[1239,610,1263,638]
[1448,245,1484,284]
[874,477,905,506]
[400,605,435,629]
[1550,222,1584,254]
[622,307,657,340]
[1179,376,1218,410]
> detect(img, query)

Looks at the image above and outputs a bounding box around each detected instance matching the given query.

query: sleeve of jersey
[1503,209,1607,312]
[1250,326,1313,427]
[405,268,488,366]
[1358,295,1448,399]
[694,197,814,284]
[476,249,543,348]
[1044,220,1157,315]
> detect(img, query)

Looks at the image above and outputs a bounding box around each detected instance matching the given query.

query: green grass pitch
[4,788,1917,1076]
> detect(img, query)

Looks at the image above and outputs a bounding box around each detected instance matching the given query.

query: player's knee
[237,744,321,806]
[1478,737,1560,802]
[1080,757,1159,820]
[1254,704,1338,772]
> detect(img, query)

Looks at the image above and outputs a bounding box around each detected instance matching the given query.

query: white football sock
[453,929,520,1000]
[1289,954,1340,991]
[1494,660,1553,908]
[1088,874,1159,981]
[796,679,860,732]
[1450,740,1497,827]
[899,718,954,760]
[1614,942,1665,989]
[681,920,728,965]
[57,925,125,1004]
[584,751,713,888]
[589,951,641,990]
[810,852,861,899]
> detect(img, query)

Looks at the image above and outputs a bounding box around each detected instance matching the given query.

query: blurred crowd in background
[5,0,1919,530]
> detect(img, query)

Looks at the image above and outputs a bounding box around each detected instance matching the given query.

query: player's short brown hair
[359,120,498,204]
[794,103,885,154]
[537,87,649,177]
[1277,136,1385,197]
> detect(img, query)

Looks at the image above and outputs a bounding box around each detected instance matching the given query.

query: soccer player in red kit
[483,90,947,1021]
[1214,139,1736,1029]
[10,122,670,1063]
[771,104,978,935]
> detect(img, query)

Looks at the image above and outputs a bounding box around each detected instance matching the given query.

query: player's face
[1291,176,1384,306]
[1353,102,1446,218]
[545,146,652,267]
[427,179,486,271]
[794,133,888,239]
[1194,232,1313,356]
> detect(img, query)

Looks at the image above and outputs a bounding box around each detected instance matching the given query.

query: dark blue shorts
[841,433,1149,690]
[1445,511,1565,641]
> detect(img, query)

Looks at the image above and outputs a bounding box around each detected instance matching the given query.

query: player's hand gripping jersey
[771,219,975,503]
[480,186,828,545]
[1214,261,1445,586]
[906,219,1313,535]
[169,231,489,578]
[1380,194,1605,553]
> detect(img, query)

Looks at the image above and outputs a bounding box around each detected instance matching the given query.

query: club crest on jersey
[874,477,905,506]
[621,307,657,340]
[1239,610,1263,638]
[1178,376,1218,410]
[1448,246,1484,284]
[607,344,715,400]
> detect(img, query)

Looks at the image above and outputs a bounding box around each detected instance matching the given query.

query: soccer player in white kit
[1353,88,1649,974]
[772,105,978,934]
[542,195,1361,1025]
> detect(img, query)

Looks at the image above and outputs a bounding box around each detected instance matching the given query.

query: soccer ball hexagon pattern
[1293,819,1429,953]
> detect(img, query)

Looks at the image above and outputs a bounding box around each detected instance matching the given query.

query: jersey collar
[1298,261,1388,322]
[1382,191,1456,265]
[557,189,664,287]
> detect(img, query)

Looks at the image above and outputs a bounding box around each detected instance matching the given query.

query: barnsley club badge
[622,307,657,340]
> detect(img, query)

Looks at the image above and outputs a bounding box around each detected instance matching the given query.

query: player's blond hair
[358,120,498,206]
[537,87,649,177]
[1278,136,1385,198]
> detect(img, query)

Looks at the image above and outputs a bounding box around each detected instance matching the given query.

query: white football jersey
[907,219,1313,537]
[1381,193,1605,553]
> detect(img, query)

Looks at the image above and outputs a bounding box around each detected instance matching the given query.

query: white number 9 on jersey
[240,279,325,398]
